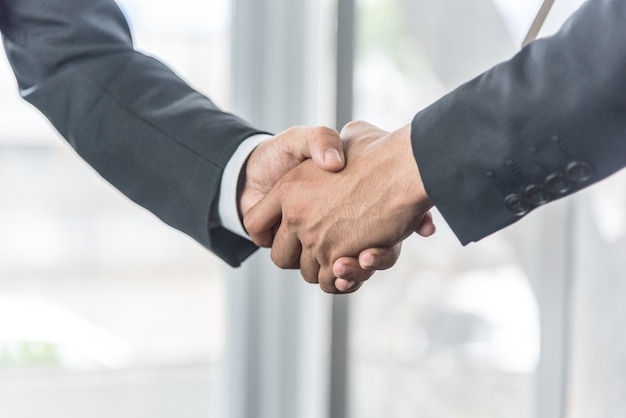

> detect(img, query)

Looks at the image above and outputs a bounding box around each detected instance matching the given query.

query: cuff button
[525,184,550,205]
[566,161,593,183]
[505,194,530,216]
[545,172,571,194]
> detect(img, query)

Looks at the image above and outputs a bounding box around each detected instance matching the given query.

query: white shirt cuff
[218,134,273,239]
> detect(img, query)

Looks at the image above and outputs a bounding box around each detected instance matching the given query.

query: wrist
[219,134,272,239]
[390,124,433,214]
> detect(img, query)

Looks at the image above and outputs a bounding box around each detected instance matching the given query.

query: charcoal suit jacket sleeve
[412,0,626,244]
[0,0,263,266]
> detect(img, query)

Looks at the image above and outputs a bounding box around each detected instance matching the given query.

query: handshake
[238,121,436,294]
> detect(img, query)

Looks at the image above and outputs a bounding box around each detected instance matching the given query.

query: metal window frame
[219,1,350,417]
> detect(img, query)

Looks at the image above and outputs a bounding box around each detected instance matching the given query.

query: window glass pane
[568,170,626,417]
[0,1,231,417]
[349,1,544,417]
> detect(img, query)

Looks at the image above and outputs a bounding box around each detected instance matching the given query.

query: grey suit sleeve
[0,0,263,266]
[411,0,626,244]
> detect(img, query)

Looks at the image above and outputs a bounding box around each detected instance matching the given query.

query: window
[0,2,231,417]
[347,1,546,416]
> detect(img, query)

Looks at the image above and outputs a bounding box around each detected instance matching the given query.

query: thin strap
[522,0,555,47]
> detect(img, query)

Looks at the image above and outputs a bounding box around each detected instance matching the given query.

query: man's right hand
[244,121,436,293]
[238,125,411,292]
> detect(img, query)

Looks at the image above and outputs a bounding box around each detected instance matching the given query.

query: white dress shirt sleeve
[218,134,273,239]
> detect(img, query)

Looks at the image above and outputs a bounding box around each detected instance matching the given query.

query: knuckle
[320,282,339,294]
[242,212,259,234]
[254,233,273,248]
[270,253,288,269]
[301,271,319,284]
[341,120,366,135]
[282,205,305,228]
[319,274,339,294]
[299,233,317,251]
[286,125,304,136]
[320,281,342,295]
[313,125,338,139]
[270,250,299,270]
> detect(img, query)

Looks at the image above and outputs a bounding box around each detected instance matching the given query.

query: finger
[332,244,402,279]
[279,126,345,172]
[332,257,377,294]
[358,244,402,271]
[244,190,284,248]
[333,271,372,293]
[318,261,349,294]
[415,211,436,237]
[319,267,341,294]
[300,252,321,285]
[339,120,389,141]
[269,223,302,269]
[334,278,356,292]
[334,278,364,294]
[332,257,375,282]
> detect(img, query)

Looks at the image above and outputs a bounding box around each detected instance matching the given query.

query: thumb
[277,126,345,172]
[244,187,284,248]
[415,211,436,237]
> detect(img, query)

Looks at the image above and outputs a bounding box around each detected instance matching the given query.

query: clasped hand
[239,121,435,294]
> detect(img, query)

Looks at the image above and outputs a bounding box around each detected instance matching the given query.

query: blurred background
[1,0,625,417]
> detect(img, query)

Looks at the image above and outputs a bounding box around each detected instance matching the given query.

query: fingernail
[324,148,342,164]
[335,278,356,292]
[361,253,380,269]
